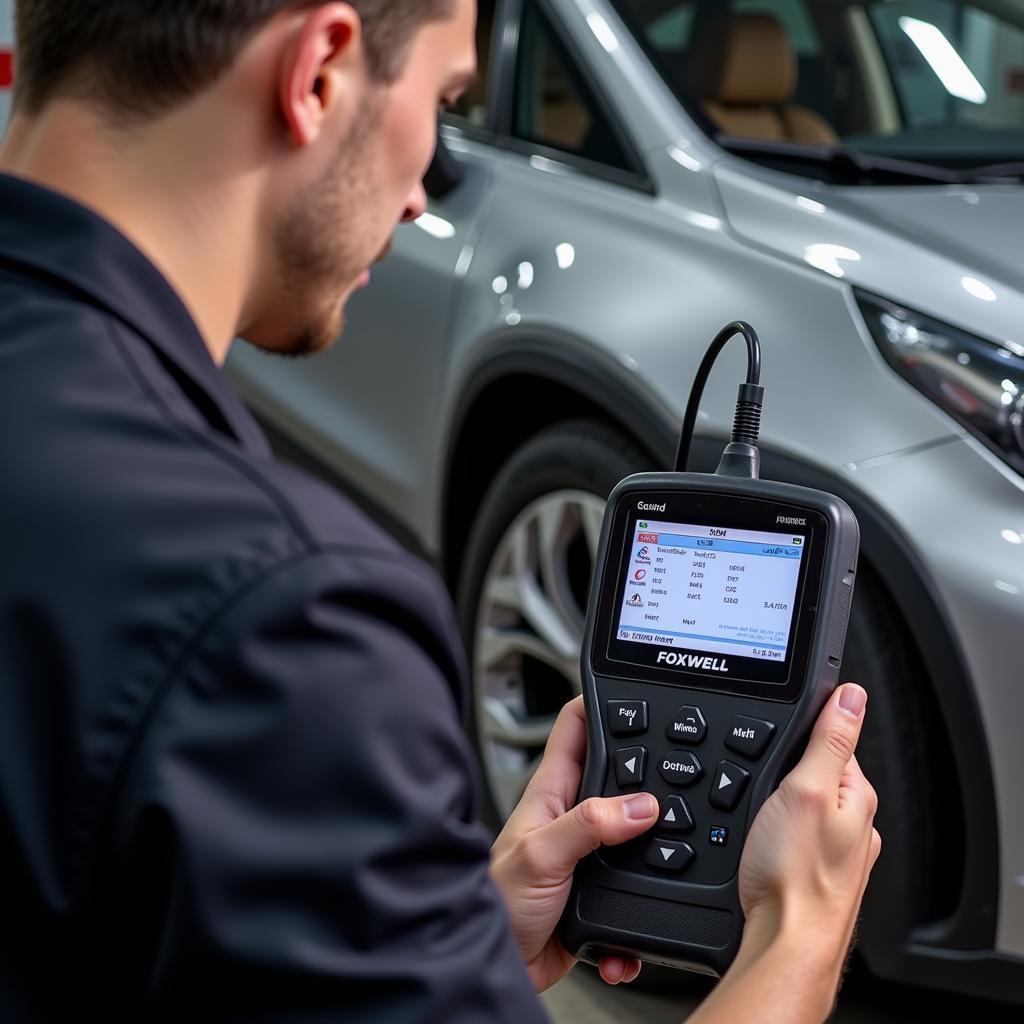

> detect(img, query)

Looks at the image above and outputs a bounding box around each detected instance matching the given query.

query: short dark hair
[14,0,454,119]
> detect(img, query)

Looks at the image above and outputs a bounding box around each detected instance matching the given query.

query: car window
[733,0,821,56]
[512,0,637,174]
[611,0,1024,175]
[449,0,498,128]
[647,5,696,48]
[870,0,1024,135]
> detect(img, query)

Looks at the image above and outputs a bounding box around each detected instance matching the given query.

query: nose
[401,182,428,224]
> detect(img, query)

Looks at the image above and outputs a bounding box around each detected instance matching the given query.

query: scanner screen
[615,519,805,662]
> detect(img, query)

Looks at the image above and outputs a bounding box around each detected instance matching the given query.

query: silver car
[191,0,1024,1004]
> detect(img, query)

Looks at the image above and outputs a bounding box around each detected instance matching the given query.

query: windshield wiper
[715,137,963,186]
[963,160,1024,183]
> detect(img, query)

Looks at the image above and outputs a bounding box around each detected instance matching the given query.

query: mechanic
[0,1,880,1021]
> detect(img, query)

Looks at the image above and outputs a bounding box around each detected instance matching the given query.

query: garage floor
[541,959,1021,1022]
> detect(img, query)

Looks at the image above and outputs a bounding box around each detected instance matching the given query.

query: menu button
[666,705,707,745]
[723,716,776,760]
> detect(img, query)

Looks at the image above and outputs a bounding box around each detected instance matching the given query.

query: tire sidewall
[456,421,650,826]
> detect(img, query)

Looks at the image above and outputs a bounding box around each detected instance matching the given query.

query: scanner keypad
[599,689,786,886]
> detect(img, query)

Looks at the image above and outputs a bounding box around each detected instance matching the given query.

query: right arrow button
[709,760,751,812]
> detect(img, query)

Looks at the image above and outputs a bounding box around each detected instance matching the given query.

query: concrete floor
[541,959,1022,1023]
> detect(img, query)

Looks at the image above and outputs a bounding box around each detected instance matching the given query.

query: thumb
[529,793,659,880]
[791,683,868,791]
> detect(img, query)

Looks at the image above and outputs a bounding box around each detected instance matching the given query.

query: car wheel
[841,564,937,966]
[457,419,653,825]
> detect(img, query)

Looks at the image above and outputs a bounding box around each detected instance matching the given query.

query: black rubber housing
[558,471,860,976]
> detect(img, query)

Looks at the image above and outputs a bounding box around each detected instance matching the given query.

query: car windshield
[608,0,1024,181]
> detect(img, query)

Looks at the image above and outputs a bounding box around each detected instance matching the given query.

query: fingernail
[624,794,657,820]
[838,684,866,718]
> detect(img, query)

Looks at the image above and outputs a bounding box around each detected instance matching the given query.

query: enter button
[658,751,704,787]
[723,715,776,760]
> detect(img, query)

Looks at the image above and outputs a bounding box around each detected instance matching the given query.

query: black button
[607,700,648,737]
[709,825,729,847]
[614,746,647,787]
[724,715,776,759]
[658,750,704,787]
[658,795,695,834]
[643,838,695,872]
[709,760,751,811]
[665,705,707,745]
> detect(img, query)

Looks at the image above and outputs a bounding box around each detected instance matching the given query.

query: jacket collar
[0,172,270,456]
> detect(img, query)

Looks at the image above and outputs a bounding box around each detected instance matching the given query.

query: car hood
[712,160,1024,342]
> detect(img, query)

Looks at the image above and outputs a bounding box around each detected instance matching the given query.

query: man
[0,1,879,1020]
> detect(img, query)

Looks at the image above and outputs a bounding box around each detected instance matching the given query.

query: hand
[489,696,660,993]
[737,682,881,975]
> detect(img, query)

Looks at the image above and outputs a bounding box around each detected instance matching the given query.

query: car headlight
[857,289,1024,475]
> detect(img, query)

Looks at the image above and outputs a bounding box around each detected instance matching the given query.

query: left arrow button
[613,746,647,787]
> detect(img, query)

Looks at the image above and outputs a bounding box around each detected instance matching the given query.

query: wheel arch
[441,333,1000,985]
[440,330,675,590]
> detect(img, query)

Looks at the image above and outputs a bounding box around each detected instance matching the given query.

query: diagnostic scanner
[557,323,860,976]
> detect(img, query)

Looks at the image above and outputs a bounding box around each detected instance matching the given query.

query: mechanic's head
[7,0,477,356]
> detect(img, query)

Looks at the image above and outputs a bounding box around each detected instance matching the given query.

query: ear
[279,2,365,148]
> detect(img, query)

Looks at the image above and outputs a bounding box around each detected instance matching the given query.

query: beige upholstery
[693,13,837,145]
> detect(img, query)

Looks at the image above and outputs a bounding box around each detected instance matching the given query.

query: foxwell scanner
[558,322,860,976]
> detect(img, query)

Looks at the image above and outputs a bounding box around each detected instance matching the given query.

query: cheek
[384,96,439,192]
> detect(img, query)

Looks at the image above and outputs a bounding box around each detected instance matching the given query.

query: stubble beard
[272,96,384,358]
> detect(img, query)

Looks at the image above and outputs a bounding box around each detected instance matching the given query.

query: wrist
[735,902,849,992]
[691,906,851,1024]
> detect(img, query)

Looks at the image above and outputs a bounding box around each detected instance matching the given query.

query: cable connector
[674,321,764,479]
[714,382,765,478]
[730,382,764,447]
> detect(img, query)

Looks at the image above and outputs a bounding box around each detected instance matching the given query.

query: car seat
[692,12,837,145]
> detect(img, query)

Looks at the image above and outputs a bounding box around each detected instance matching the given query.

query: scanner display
[615,519,805,662]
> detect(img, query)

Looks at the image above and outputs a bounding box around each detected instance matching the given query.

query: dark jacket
[0,173,547,1022]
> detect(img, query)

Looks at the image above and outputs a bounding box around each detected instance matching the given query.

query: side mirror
[424,128,465,200]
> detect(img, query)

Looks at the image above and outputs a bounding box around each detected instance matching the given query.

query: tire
[840,564,938,969]
[456,419,652,827]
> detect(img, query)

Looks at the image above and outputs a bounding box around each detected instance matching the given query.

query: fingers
[599,956,642,985]
[523,792,659,880]
[527,697,588,808]
[838,753,879,821]
[791,684,868,793]
[870,827,882,866]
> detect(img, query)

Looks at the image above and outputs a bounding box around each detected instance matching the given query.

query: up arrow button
[658,795,695,834]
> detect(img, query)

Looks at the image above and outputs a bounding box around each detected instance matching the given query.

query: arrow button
[709,760,751,811]
[658,795,695,833]
[643,838,695,873]
[613,746,647,787]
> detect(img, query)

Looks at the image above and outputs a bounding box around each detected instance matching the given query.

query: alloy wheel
[472,489,606,819]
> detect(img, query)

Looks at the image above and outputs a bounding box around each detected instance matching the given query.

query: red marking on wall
[1008,68,1024,94]
[0,50,12,90]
